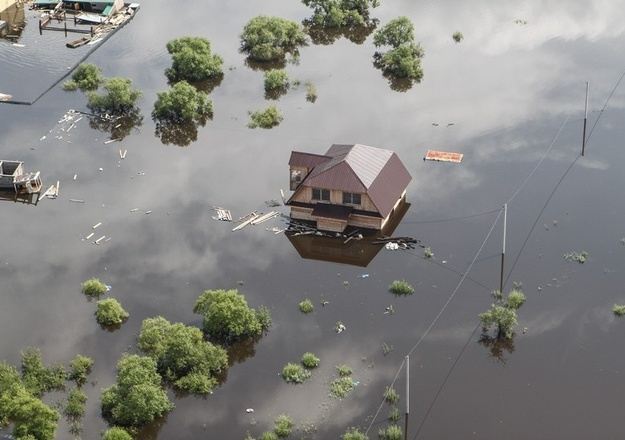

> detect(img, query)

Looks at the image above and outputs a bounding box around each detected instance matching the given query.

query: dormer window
[312,188,330,201]
[342,192,361,205]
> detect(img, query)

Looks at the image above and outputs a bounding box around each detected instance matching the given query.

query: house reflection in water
[0,190,39,205]
[286,200,410,267]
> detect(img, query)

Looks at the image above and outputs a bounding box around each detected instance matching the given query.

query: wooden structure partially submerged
[287,144,412,232]
[0,160,42,193]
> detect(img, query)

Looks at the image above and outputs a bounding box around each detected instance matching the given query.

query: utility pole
[405,355,409,440]
[500,204,507,294]
[582,81,589,156]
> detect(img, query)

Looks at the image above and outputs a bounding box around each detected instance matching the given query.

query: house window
[342,192,361,205]
[312,188,330,201]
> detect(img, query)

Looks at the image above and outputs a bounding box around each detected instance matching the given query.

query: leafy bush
[261,432,279,440]
[87,77,142,115]
[302,0,379,28]
[373,16,414,48]
[64,388,87,419]
[264,69,290,92]
[479,289,526,339]
[387,406,400,422]
[138,316,228,394]
[101,354,173,428]
[336,364,352,377]
[0,362,59,440]
[342,427,368,440]
[330,376,354,398]
[165,37,223,83]
[152,80,213,123]
[194,289,271,342]
[248,105,283,129]
[305,81,317,102]
[301,352,320,369]
[68,354,94,387]
[20,348,66,396]
[102,427,133,440]
[383,386,398,404]
[388,280,414,295]
[423,247,433,259]
[96,298,129,326]
[64,63,103,91]
[613,304,625,316]
[452,31,464,43]
[563,251,588,264]
[81,278,107,297]
[378,424,402,440]
[281,362,311,383]
[273,414,294,438]
[240,16,307,62]
[299,299,314,313]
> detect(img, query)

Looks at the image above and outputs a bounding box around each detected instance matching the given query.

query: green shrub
[305,81,317,103]
[96,298,129,326]
[152,80,213,123]
[507,289,526,310]
[193,289,271,342]
[64,63,103,91]
[81,278,108,297]
[273,414,294,438]
[330,376,354,398]
[378,424,402,440]
[479,288,526,339]
[383,386,398,404]
[20,348,66,396]
[343,427,368,440]
[101,354,173,428]
[87,77,142,115]
[64,388,87,419]
[299,299,314,313]
[423,247,433,258]
[388,406,400,422]
[264,69,290,92]
[613,304,625,316]
[261,432,279,440]
[138,316,228,394]
[68,354,94,386]
[452,31,464,43]
[388,280,414,295]
[336,364,352,377]
[240,16,307,62]
[165,37,223,83]
[301,352,320,369]
[248,105,283,129]
[281,362,311,383]
[102,427,133,440]
[302,0,379,28]
[563,251,588,264]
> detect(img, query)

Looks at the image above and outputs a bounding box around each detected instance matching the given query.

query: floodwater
[2,0,625,438]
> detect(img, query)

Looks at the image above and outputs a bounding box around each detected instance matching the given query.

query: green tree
[152,81,212,123]
[240,16,307,62]
[68,354,94,387]
[95,298,129,327]
[194,289,271,342]
[302,0,379,28]
[479,289,526,339]
[20,348,65,396]
[138,316,228,394]
[63,63,103,91]
[87,77,142,115]
[264,69,290,96]
[373,16,414,48]
[102,427,133,440]
[101,354,173,428]
[81,278,108,297]
[165,37,224,83]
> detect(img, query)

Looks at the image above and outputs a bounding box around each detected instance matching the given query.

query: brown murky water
[3,0,625,438]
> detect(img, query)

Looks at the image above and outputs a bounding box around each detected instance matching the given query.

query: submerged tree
[138,316,228,394]
[479,288,526,340]
[248,105,283,129]
[87,77,142,115]
[63,63,103,91]
[372,17,424,91]
[263,69,290,99]
[193,289,271,343]
[240,16,307,63]
[165,37,224,83]
[89,109,143,142]
[101,354,173,428]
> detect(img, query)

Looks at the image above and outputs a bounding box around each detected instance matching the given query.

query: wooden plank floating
[424,150,464,163]
[232,212,259,231]
[251,211,279,225]
[212,207,232,222]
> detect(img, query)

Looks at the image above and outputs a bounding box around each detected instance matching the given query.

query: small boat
[0,161,42,194]
[66,36,91,48]
[0,93,12,101]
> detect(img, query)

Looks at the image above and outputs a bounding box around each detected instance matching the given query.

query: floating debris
[424,150,464,163]
[265,199,281,207]
[212,207,233,222]
[563,251,588,264]
[250,211,279,225]
[69,199,85,203]
[92,222,102,229]
[335,321,346,333]
[232,212,259,231]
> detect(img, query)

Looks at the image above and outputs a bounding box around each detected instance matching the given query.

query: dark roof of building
[289,151,332,169]
[292,144,411,218]
[311,204,353,221]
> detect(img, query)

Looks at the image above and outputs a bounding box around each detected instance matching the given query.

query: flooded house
[286,144,412,232]
[34,0,124,16]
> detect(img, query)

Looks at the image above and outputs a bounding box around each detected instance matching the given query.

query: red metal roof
[289,151,331,169]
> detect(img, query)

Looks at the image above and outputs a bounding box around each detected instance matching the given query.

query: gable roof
[289,144,411,218]
[289,151,332,169]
